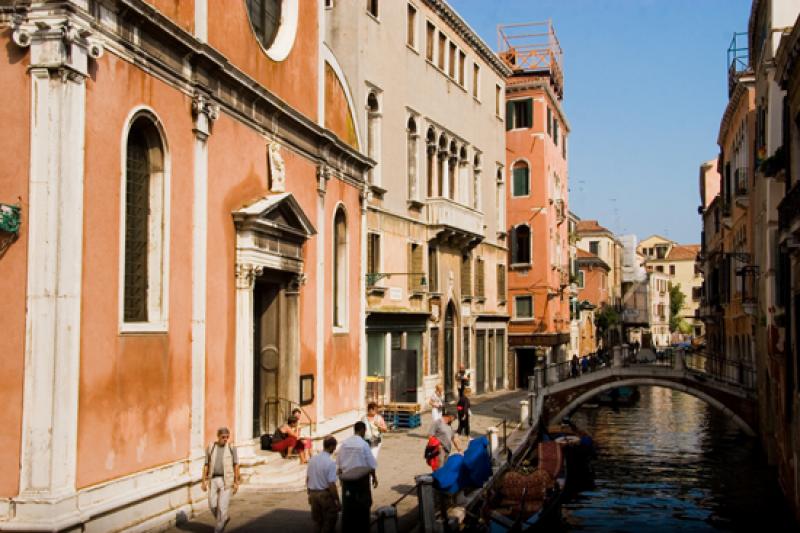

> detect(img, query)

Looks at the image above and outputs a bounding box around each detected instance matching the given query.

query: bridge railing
[684,351,756,391]
[527,347,756,394]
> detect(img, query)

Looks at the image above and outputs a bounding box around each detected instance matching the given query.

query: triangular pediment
[233,192,316,240]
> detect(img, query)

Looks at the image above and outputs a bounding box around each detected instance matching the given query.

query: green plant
[669,283,686,332]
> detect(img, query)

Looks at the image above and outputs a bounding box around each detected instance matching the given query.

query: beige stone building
[639,235,704,337]
[325,0,511,402]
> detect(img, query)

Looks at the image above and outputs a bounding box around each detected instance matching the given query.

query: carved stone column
[13,12,103,503]
[190,92,218,463]
[234,263,262,446]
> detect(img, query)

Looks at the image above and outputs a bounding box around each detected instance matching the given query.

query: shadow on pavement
[231,509,311,532]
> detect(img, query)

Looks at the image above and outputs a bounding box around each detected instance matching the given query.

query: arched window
[436,133,447,197]
[512,160,530,197]
[426,127,436,197]
[333,207,348,328]
[447,141,457,200]
[246,0,282,49]
[510,224,531,265]
[407,117,418,201]
[473,153,482,210]
[122,113,168,329]
[367,91,381,186]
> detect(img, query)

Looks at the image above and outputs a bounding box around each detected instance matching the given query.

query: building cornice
[1,1,373,186]
[423,0,512,78]
[716,77,754,147]
[506,77,570,132]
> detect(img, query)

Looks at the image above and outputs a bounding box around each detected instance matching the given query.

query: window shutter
[412,244,423,290]
[524,99,532,128]
[497,264,506,299]
[510,227,518,263]
[367,234,375,275]
[505,101,514,131]
[476,258,485,298]
[461,255,472,297]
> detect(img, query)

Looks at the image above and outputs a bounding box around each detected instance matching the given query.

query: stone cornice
[717,77,754,147]
[506,77,570,132]
[1,1,373,188]
[423,0,511,79]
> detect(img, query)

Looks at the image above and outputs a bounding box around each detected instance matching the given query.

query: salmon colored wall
[0,37,29,499]
[208,1,319,121]
[506,85,569,336]
[578,267,608,308]
[78,53,194,488]
[205,113,323,438]
[145,0,195,33]
[325,62,358,150]
[323,180,362,419]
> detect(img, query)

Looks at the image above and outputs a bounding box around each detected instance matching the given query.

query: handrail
[263,396,316,437]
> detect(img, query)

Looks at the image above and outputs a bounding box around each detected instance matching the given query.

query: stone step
[243,455,307,493]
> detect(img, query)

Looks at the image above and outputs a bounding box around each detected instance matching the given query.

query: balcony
[727,32,749,97]
[427,197,484,248]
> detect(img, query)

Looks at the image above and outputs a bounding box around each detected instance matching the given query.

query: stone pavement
[168,389,527,533]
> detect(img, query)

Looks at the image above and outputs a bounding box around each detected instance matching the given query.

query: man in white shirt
[307,436,340,533]
[336,421,378,531]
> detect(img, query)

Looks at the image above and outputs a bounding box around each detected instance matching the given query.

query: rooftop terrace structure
[497,20,564,99]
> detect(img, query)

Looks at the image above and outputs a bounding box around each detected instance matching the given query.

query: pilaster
[234,263,262,446]
[189,92,218,463]
[315,165,330,419]
[13,11,102,504]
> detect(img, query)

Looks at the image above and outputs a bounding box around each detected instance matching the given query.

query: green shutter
[505,101,514,131]
[524,99,532,128]
[512,166,529,196]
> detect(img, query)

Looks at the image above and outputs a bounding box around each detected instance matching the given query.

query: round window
[245,0,298,62]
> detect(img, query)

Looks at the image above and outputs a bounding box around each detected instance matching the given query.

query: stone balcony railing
[427,197,484,240]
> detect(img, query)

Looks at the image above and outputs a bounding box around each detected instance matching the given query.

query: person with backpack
[362,402,388,459]
[201,427,240,533]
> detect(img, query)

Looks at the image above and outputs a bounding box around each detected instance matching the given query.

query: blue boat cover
[432,437,491,494]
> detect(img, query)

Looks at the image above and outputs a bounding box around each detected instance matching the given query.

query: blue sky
[453,0,752,244]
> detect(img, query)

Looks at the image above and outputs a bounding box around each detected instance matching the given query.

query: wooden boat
[595,386,640,407]
[470,421,595,532]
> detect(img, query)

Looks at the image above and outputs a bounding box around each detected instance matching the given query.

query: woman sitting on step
[271,415,311,463]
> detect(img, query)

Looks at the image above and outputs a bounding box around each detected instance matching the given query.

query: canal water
[562,386,797,532]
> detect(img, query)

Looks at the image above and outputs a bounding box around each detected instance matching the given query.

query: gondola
[469,421,595,532]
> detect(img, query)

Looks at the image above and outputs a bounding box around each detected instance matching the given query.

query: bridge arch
[548,378,756,437]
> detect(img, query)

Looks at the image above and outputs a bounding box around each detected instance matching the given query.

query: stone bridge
[528,348,759,436]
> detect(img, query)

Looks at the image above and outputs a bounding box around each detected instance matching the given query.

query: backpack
[424,436,441,462]
[260,433,273,450]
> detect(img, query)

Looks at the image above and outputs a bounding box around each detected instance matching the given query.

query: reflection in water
[563,387,797,532]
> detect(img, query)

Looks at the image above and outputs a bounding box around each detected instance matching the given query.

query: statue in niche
[269,142,286,193]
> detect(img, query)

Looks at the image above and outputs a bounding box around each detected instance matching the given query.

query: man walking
[337,421,378,531]
[307,436,341,533]
[428,410,460,467]
[201,427,240,533]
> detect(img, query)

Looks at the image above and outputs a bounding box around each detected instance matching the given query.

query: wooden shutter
[476,258,485,298]
[497,264,506,300]
[523,99,533,128]
[461,254,472,297]
[505,101,514,131]
[412,244,423,290]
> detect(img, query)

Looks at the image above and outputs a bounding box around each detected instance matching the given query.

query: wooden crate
[383,402,421,413]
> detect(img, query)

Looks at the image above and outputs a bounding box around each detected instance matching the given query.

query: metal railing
[527,348,756,393]
[263,397,316,438]
[685,351,756,390]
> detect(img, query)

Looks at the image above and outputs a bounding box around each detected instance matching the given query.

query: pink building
[0,1,370,529]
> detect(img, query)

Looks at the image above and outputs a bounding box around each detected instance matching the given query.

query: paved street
[170,390,526,533]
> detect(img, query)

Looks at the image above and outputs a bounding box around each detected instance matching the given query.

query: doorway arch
[444,302,458,402]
